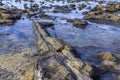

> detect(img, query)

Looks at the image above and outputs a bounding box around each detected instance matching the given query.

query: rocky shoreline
[0,8,22,26]
[33,22,94,80]
[84,2,120,26]
[0,21,119,80]
[33,22,120,80]
[0,0,120,80]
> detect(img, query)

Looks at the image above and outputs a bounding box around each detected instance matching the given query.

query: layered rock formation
[0,21,96,80]
[97,52,120,80]
[84,3,120,26]
[0,0,120,80]
[33,22,96,80]
[0,8,22,26]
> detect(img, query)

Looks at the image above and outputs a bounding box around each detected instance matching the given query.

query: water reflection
[0,16,36,55]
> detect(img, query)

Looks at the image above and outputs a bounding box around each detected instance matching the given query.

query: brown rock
[0,8,22,26]
[98,52,118,61]
[33,22,95,80]
[53,5,71,13]
[97,52,120,80]
[84,3,120,26]
[20,66,35,80]
[67,19,88,29]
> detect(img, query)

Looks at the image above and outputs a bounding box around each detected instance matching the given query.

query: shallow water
[0,16,37,55]
[47,20,120,60]
[0,0,120,55]
[0,1,120,79]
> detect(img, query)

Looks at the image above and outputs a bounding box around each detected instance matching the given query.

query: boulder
[98,52,119,61]
[69,4,76,10]
[67,19,88,29]
[78,3,86,10]
[82,11,88,15]
[92,4,106,12]
[39,22,54,29]
[53,5,71,13]
[97,52,120,80]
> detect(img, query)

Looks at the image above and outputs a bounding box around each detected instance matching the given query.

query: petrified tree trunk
[33,22,94,80]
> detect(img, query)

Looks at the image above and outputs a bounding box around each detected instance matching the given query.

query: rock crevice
[33,22,95,80]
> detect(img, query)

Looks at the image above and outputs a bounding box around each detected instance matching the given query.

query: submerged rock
[82,11,88,15]
[0,32,9,37]
[53,5,71,13]
[78,3,86,10]
[69,4,76,10]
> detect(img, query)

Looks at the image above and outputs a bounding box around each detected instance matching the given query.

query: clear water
[0,16,37,54]
[47,20,120,59]
[0,0,120,56]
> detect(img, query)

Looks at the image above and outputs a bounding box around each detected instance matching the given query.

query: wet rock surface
[53,5,71,13]
[67,19,88,29]
[33,22,96,80]
[97,52,120,80]
[0,0,120,80]
[84,3,120,26]
[0,8,22,26]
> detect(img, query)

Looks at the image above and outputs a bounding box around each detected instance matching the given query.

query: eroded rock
[53,5,71,13]
[33,22,97,80]
[97,52,120,80]
[78,3,86,10]
[0,52,38,80]
[84,3,120,26]
[67,19,88,29]
[0,8,22,26]
[39,22,54,29]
